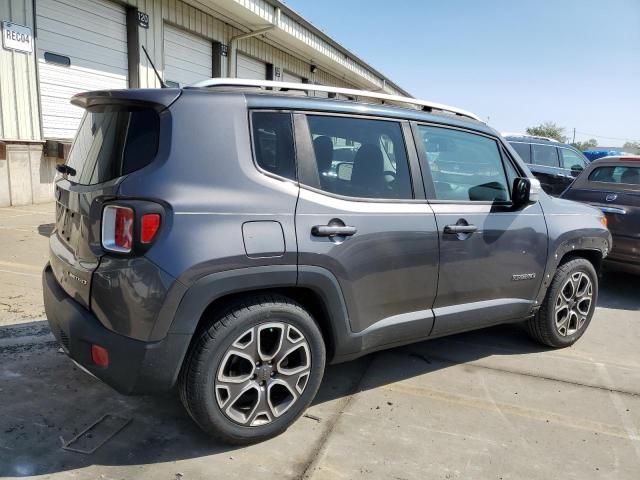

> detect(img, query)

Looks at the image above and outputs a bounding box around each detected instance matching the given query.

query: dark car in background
[562,156,640,274]
[504,133,589,196]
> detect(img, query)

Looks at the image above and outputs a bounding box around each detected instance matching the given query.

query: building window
[44,52,71,67]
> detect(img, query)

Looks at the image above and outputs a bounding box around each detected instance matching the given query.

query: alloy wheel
[214,322,312,427]
[554,271,593,336]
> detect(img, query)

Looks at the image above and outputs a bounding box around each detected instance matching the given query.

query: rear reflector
[102,205,134,253]
[619,157,640,161]
[141,213,161,243]
[91,344,109,367]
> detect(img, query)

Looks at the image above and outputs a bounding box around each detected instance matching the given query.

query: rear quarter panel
[118,90,300,285]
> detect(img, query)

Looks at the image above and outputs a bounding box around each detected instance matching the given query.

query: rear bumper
[43,264,191,394]
[604,257,640,275]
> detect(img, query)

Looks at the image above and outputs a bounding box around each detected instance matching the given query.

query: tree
[571,138,598,151]
[526,122,567,142]
[623,141,640,150]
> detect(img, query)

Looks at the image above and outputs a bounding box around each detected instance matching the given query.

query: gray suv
[43,81,611,444]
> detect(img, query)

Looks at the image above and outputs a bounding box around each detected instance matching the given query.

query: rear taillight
[141,213,161,243]
[102,205,134,253]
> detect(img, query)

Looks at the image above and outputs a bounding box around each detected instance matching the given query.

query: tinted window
[66,106,160,185]
[306,115,412,199]
[510,142,531,163]
[531,144,559,167]
[251,112,296,180]
[418,125,510,202]
[588,166,640,185]
[559,148,587,171]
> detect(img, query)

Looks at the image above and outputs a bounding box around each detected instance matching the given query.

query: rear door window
[305,115,413,199]
[588,166,640,185]
[418,125,511,202]
[66,106,160,185]
[509,142,531,163]
[531,144,560,168]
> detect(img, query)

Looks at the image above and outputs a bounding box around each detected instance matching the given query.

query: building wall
[0,0,396,206]
[0,0,41,142]
[126,0,358,90]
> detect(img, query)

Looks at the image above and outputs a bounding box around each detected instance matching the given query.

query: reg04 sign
[2,22,33,53]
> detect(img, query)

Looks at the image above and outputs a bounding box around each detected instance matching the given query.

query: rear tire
[526,257,598,348]
[179,294,326,444]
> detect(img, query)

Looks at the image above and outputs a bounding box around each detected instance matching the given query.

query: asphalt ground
[0,202,638,479]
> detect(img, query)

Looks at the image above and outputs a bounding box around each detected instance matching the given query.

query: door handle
[311,225,357,237]
[444,224,478,234]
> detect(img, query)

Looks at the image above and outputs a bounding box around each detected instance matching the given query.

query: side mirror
[512,177,541,207]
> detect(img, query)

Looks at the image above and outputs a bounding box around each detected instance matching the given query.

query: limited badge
[512,273,536,281]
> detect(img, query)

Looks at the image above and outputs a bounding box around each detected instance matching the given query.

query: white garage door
[164,25,212,87]
[237,53,266,80]
[282,71,302,83]
[36,0,128,139]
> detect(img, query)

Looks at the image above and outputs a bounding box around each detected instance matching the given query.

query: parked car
[503,133,590,196]
[562,155,640,274]
[44,80,610,444]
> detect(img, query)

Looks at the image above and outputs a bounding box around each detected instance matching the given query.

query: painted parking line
[0,226,43,233]
[0,207,53,215]
[0,269,41,278]
[0,261,43,272]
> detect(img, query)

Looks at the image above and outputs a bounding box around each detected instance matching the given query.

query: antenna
[141,45,167,88]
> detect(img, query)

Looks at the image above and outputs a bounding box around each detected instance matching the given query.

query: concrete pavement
[0,203,52,326]
[0,203,638,479]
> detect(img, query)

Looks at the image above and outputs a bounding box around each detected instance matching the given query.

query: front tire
[179,294,326,444]
[526,257,598,348]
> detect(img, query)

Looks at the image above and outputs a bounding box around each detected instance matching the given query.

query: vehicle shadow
[0,321,542,477]
[597,270,640,311]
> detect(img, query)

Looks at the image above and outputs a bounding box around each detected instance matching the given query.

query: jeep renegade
[43,80,611,444]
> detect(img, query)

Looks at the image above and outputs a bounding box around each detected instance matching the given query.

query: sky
[283,0,639,147]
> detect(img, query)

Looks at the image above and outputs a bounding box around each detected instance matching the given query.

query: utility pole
[572,128,576,144]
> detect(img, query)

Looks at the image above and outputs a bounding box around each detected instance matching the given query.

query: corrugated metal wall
[125,0,358,90]
[0,0,41,141]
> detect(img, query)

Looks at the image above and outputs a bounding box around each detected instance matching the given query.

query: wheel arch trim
[535,235,609,306]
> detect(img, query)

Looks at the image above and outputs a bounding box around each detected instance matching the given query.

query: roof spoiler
[71,89,181,111]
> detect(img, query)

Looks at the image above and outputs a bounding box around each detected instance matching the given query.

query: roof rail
[501,131,558,142]
[187,78,482,122]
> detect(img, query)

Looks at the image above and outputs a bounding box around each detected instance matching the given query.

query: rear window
[509,142,531,163]
[531,144,559,167]
[588,166,640,185]
[65,106,160,185]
